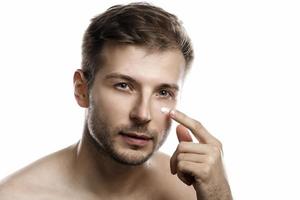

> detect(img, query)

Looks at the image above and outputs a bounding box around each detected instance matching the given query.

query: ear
[73,69,89,108]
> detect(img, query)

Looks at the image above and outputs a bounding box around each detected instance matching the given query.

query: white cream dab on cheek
[160,107,171,114]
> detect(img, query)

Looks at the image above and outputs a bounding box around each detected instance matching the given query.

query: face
[82,44,186,165]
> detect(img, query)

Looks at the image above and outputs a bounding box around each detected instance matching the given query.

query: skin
[0,44,232,200]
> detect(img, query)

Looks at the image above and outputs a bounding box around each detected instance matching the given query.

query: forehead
[95,44,186,87]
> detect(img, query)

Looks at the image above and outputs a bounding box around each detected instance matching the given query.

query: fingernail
[160,107,171,114]
[170,109,176,117]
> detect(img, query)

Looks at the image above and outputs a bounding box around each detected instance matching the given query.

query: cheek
[92,89,132,123]
[151,100,176,131]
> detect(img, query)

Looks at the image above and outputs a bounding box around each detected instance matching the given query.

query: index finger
[169,109,221,146]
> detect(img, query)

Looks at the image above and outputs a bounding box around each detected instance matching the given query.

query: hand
[169,109,232,200]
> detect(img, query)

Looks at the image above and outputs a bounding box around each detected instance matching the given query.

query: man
[0,3,232,200]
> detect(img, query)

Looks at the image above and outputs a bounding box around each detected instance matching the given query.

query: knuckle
[177,161,186,171]
[211,145,221,157]
[215,139,223,150]
[177,153,184,161]
[212,146,219,153]
[177,142,186,152]
[207,156,215,165]
[193,121,203,132]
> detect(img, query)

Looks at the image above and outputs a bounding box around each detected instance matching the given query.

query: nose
[129,95,152,125]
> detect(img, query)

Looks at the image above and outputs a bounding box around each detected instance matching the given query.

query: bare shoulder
[150,151,196,200]
[0,145,76,200]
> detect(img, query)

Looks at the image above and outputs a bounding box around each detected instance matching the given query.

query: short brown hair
[81,2,194,88]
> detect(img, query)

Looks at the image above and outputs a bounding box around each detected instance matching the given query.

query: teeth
[160,107,171,114]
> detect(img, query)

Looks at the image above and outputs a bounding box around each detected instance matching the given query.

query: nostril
[129,108,151,124]
[130,114,151,125]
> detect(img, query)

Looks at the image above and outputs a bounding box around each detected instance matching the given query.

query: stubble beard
[86,101,171,166]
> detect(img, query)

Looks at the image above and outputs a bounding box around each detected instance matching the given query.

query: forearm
[196,181,233,200]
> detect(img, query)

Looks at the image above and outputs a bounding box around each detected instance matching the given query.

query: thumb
[176,124,193,142]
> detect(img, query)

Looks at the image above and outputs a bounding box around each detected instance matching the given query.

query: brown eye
[158,89,173,98]
[159,90,168,96]
[114,82,130,90]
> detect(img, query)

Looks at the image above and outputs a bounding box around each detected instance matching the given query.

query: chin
[109,144,156,165]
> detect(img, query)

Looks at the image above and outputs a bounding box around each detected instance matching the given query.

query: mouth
[120,131,153,147]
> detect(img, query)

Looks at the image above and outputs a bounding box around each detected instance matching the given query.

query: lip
[120,132,152,147]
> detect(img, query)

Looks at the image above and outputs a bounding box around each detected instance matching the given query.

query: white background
[0,0,299,199]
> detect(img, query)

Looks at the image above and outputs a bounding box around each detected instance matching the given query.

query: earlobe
[73,69,89,108]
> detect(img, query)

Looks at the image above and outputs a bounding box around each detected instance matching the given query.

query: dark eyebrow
[158,83,179,92]
[104,73,138,84]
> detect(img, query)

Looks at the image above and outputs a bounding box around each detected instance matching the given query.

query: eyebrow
[104,73,138,85]
[104,73,179,91]
[157,83,179,91]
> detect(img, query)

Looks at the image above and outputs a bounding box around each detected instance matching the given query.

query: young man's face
[87,44,186,165]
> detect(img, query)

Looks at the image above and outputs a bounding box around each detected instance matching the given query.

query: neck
[72,125,151,195]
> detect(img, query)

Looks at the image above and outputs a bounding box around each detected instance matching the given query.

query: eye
[114,82,131,91]
[158,89,173,98]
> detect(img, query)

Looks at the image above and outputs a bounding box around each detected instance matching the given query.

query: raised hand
[169,109,232,200]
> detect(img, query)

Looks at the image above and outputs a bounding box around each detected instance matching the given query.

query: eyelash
[114,82,132,91]
[157,89,174,99]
